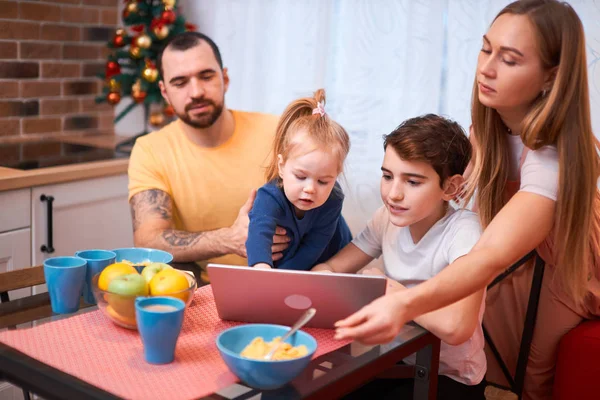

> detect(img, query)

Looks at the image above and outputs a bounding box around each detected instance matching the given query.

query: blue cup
[135,296,185,364]
[43,256,87,314]
[74,249,116,305]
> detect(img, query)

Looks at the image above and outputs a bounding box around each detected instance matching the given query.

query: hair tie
[312,101,326,117]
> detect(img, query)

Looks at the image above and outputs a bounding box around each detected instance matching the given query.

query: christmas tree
[96,0,196,141]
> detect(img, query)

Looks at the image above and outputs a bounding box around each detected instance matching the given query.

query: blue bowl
[216,324,317,390]
[111,247,173,272]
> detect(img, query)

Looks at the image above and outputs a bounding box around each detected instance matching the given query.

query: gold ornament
[136,34,152,49]
[129,45,142,59]
[163,0,176,7]
[126,1,138,13]
[150,112,165,127]
[131,80,147,103]
[107,79,121,92]
[116,28,125,37]
[142,65,159,83]
[153,25,169,40]
[107,91,121,105]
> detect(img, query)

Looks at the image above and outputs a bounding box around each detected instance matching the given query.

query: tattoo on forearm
[130,189,172,232]
[162,229,204,247]
[130,203,140,231]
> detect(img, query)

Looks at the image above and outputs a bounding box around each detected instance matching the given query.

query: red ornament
[163,104,175,117]
[132,89,147,104]
[185,23,197,32]
[161,9,176,24]
[107,91,121,105]
[113,34,125,47]
[105,61,120,78]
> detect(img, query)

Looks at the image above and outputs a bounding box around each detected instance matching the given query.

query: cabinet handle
[40,194,55,254]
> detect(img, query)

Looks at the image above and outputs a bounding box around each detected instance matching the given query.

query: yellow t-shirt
[128,110,279,267]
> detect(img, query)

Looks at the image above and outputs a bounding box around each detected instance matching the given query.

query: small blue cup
[43,256,87,314]
[135,296,185,364]
[74,249,116,305]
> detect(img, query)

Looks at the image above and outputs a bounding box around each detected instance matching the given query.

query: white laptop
[207,264,387,329]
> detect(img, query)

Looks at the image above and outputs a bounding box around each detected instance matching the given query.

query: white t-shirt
[352,206,486,385]
[506,133,559,201]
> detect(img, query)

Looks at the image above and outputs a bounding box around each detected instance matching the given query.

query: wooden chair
[0,266,60,329]
[0,265,47,400]
[0,265,45,303]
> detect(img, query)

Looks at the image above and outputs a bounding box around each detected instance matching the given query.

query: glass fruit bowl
[91,270,196,330]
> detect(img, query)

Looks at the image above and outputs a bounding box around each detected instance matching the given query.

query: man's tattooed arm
[129,189,235,262]
[161,229,204,247]
[130,189,171,232]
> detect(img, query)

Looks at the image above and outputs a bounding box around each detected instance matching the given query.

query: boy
[313,114,486,400]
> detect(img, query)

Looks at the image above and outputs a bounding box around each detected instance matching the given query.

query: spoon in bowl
[264,308,317,360]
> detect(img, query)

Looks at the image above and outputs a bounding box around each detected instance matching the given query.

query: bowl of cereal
[216,324,317,390]
[111,247,173,272]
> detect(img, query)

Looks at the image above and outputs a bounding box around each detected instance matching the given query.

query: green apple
[141,262,173,283]
[108,273,149,296]
[107,273,148,319]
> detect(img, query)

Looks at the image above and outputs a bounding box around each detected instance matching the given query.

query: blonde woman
[335,1,600,398]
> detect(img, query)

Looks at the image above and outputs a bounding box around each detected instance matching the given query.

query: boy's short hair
[384,114,471,186]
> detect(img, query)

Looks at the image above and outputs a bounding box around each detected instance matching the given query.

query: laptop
[207,264,387,329]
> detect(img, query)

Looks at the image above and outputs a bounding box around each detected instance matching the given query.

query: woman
[335,1,600,398]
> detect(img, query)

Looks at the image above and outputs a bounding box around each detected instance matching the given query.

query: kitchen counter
[0,135,131,192]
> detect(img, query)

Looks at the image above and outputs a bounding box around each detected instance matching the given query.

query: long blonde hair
[465,0,600,302]
[265,89,350,183]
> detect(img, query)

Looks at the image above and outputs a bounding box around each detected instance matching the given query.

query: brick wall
[0,0,119,140]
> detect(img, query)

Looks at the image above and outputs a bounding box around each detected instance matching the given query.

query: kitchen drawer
[0,189,30,233]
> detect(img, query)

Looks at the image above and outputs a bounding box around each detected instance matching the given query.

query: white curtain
[181,0,600,234]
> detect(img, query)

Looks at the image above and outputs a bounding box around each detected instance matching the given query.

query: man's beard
[177,99,224,129]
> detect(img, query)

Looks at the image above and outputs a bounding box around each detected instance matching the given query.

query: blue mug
[43,256,86,314]
[74,249,116,304]
[135,296,185,364]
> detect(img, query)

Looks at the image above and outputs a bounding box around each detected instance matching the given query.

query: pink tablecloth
[0,285,350,400]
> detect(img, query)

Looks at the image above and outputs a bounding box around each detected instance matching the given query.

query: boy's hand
[254,263,272,269]
[360,267,385,277]
[361,268,405,294]
[312,263,334,273]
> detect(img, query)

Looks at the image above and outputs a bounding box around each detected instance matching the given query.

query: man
[128,32,288,280]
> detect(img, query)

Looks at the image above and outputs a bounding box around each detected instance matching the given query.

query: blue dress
[246,180,352,270]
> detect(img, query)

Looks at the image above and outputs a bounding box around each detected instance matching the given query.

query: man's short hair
[157,31,223,79]
[383,114,472,186]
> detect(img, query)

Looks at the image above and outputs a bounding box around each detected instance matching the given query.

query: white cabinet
[0,229,32,301]
[0,189,32,301]
[31,174,133,294]
[0,191,32,400]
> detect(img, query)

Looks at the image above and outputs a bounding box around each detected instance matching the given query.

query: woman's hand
[254,263,272,269]
[334,292,409,344]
